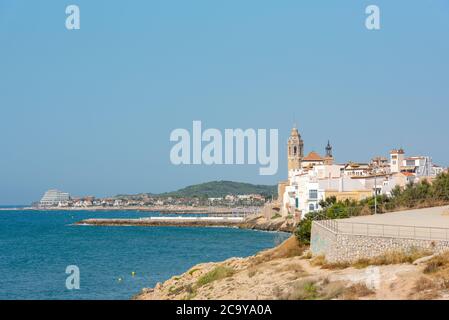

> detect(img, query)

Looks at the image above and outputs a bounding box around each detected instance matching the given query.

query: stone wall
[311,221,449,263]
[310,222,337,257]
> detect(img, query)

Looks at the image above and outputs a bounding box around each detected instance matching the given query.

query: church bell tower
[287,125,304,172]
[324,140,334,165]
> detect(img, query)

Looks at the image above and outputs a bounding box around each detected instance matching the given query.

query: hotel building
[39,189,71,207]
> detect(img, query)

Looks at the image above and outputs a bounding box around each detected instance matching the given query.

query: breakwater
[76,216,245,227]
[76,215,297,233]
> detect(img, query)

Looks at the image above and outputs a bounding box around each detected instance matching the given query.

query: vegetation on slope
[156,180,277,199]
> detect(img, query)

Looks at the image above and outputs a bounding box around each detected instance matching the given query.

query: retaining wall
[311,221,449,263]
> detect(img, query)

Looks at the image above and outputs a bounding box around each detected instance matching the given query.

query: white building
[343,162,371,177]
[39,189,71,207]
[281,164,372,218]
[277,125,445,221]
[390,149,405,173]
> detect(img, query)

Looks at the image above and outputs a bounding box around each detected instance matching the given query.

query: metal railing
[315,219,449,241]
[207,206,261,218]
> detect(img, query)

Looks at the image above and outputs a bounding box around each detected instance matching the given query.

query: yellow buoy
[131,271,136,277]
[118,277,122,282]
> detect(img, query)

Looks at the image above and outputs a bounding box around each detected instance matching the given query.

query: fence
[207,206,261,218]
[315,219,449,241]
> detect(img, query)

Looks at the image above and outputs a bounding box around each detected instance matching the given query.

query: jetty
[76,216,246,227]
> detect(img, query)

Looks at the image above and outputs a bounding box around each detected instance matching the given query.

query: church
[272,125,447,221]
[276,125,338,219]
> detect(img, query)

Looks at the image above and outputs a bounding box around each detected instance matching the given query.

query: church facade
[278,126,336,219]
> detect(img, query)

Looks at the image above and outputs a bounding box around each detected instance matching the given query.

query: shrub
[289,280,319,300]
[295,217,313,244]
[188,268,200,276]
[196,266,235,287]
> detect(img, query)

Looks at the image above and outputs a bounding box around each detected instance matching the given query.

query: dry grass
[321,261,351,270]
[422,252,449,292]
[288,280,319,300]
[320,281,346,300]
[409,277,439,300]
[301,251,313,260]
[341,283,375,300]
[250,236,305,266]
[424,252,449,274]
[321,249,431,270]
[275,262,305,275]
[359,249,430,267]
[279,278,346,300]
[310,255,326,267]
[247,267,257,278]
[312,248,432,273]
[413,277,435,291]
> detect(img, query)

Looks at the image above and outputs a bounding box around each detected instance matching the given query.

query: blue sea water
[0,209,289,300]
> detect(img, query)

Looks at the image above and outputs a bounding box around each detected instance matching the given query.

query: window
[309,203,315,211]
[309,190,318,200]
[295,198,299,208]
[406,160,415,166]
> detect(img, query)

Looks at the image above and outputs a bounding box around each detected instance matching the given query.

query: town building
[275,125,445,220]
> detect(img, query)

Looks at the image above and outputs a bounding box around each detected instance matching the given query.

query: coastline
[3,206,240,214]
[133,236,449,300]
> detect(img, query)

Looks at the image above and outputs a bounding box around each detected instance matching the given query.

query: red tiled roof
[402,172,415,177]
[303,151,324,161]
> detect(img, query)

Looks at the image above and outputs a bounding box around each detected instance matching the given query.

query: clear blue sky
[1,1,448,204]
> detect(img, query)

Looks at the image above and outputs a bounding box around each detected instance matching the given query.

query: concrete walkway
[332,206,449,240]
[340,206,449,228]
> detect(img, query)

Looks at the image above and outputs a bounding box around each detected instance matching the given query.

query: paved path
[328,206,449,240]
[340,206,449,228]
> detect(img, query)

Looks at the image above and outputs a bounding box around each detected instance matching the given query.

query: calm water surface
[0,209,288,299]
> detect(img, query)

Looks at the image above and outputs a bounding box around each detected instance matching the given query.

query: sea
[0,207,289,300]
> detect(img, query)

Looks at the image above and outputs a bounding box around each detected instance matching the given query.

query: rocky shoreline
[134,236,449,300]
[237,215,297,233]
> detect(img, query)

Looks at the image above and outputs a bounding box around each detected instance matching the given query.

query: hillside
[135,237,449,300]
[158,181,277,198]
[116,181,277,199]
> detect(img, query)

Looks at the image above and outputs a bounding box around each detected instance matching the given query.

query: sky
[0,0,448,204]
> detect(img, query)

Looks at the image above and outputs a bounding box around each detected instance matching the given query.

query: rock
[413,255,435,265]
[142,288,154,294]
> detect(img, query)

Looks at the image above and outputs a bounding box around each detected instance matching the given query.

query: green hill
[158,181,277,198]
[116,181,277,199]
